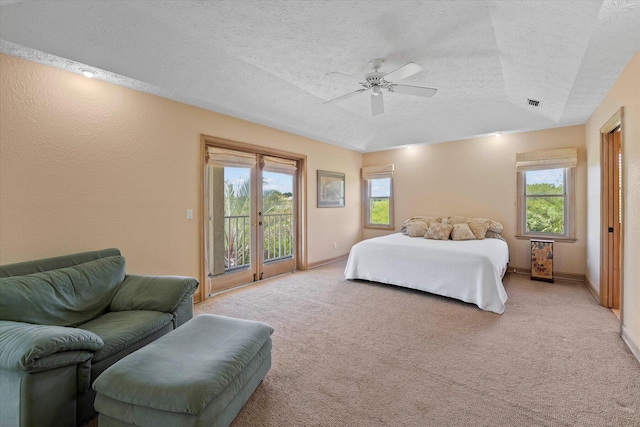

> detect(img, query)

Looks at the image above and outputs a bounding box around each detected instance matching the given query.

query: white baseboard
[584,275,599,302]
[621,325,640,365]
[508,266,585,283]
[307,254,349,270]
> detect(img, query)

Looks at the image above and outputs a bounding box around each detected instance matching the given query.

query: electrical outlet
[333,242,337,249]
[186,209,193,220]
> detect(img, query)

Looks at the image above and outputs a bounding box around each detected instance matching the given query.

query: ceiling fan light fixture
[372,86,381,96]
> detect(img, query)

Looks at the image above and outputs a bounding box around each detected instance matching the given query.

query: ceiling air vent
[527,98,542,107]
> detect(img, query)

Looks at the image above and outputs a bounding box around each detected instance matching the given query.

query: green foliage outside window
[370,198,390,225]
[368,177,391,226]
[525,182,564,234]
[223,178,293,268]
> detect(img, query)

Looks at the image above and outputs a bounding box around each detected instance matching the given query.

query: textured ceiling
[1,0,639,152]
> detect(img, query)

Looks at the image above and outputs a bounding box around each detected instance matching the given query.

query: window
[516,148,576,241]
[363,164,394,229]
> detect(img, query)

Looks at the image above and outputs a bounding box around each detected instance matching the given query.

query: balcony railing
[224,213,293,271]
[224,215,251,270]
[263,213,293,263]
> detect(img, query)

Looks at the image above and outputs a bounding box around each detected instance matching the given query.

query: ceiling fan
[323,59,437,116]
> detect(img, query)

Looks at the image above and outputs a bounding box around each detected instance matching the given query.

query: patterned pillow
[444,215,468,225]
[446,216,503,234]
[406,216,441,223]
[402,217,441,236]
[451,223,476,241]
[467,220,490,240]
[425,223,453,240]
[469,217,503,233]
[406,222,430,237]
[485,231,505,241]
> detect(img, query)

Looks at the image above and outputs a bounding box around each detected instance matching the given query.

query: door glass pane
[206,163,253,282]
[262,171,294,263]
[223,167,252,271]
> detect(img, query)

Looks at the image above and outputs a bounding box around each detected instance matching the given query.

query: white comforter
[344,233,510,314]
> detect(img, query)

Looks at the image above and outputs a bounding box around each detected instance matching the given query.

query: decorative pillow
[424,223,453,240]
[402,216,441,235]
[469,217,503,233]
[405,222,430,237]
[405,216,436,222]
[451,223,476,241]
[485,231,506,241]
[467,220,490,240]
[444,215,468,225]
[405,216,441,226]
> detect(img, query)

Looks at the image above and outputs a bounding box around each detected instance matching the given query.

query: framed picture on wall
[317,170,345,208]
[531,239,554,282]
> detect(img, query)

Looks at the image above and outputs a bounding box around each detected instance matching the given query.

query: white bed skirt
[344,233,509,314]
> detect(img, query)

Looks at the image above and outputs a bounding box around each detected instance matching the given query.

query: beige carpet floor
[87,260,639,426]
[195,261,639,427]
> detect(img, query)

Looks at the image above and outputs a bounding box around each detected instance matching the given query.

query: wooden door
[601,129,621,309]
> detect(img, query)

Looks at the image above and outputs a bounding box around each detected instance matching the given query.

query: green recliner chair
[0,248,199,427]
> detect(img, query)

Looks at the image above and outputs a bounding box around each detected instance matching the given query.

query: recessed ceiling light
[80,69,95,78]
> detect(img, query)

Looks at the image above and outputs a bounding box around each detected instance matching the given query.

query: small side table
[531,239,554,282]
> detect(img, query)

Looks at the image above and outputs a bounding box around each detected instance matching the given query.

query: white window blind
[362,164,394,179]
[206,147,256,168]
[516,148,577,171]
[261,156,297,175]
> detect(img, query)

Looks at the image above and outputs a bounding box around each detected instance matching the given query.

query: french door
[204,146,298,295]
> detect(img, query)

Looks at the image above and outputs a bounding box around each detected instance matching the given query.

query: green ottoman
[92,314,273,427]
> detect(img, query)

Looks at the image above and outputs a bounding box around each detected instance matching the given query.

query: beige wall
[585,51,640,355]
[0,54,361,279]
[363,125,587,275]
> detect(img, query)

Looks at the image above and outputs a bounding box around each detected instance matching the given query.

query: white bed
[344,233,510,314]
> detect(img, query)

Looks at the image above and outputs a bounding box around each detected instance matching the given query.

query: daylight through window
[524,168,566,234]
[516,148,576,241]
[362,164,394,229]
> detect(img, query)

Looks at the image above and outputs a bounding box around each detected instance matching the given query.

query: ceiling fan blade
[388,84,437,98]
[323,88,368,104]
[384,62,423,82]
[371,92,384,116]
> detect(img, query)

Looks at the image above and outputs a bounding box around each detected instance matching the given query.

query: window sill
[516,234,577,243]
[364,225,395,231]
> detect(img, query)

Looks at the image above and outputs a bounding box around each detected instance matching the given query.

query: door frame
[599,107,624,326]
[198,135,307,302]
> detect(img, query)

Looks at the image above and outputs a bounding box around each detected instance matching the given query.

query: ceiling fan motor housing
[365,72,387,88]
